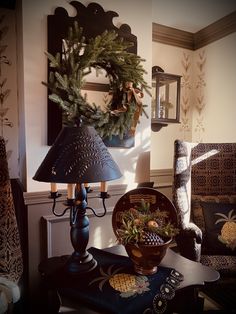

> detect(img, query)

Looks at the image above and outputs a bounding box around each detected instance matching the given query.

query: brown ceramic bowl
[112,187,178,275]
[124,238,172,275]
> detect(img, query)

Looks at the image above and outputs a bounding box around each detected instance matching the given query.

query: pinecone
[141,231,164,245]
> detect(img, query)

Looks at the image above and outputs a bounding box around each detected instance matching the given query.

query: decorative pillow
[200,202,236,256]
[192,194,236,233]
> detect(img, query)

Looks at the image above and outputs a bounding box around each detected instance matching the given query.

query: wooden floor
[200,292,222,311]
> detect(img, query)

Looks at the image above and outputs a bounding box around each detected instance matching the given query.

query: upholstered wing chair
[0,137,25,313]
[172,140,236,310]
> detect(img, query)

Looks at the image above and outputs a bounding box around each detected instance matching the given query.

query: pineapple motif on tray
[89,265,150,298]
[88,262,184,313]
[215,209,236,251]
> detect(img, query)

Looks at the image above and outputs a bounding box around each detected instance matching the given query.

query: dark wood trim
[23,183,128,205]
[153,10,236,50]
[194,11,236,50]
[152,23,194,50]
[83,82,110,92]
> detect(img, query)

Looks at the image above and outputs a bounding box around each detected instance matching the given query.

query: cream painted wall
[151,42,193,170]
[192,33,236,143]
[151,31,236,170]
[22,0,152,192]
[0,9,19,178]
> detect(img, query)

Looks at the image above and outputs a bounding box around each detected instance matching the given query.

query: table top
[103,245,220,289]
[39,245,220,291]
[38,245,220,314]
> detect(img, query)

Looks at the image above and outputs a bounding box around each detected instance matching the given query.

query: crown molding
[153,10,236,50]
[152,23,194,50]
[194,11,236,49]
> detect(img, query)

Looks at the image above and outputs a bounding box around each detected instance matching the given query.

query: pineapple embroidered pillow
[200,202,236,255]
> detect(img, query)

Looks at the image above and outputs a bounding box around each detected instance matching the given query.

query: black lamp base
[65,251,97,274]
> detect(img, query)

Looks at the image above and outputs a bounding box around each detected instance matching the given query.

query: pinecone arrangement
[117,199,179,246]
[141,231,164,246]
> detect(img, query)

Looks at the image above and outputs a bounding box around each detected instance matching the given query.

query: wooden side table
[38,245,219,314]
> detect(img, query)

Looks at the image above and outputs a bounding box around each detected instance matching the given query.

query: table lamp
[33,122,122,273]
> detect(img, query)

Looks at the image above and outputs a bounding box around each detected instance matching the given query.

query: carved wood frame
[47,1,137,145]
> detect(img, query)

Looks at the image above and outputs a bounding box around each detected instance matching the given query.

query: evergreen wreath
[43,21,151,140]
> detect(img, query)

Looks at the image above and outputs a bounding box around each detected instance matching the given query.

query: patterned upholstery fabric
[173,140,236,269]
[200,255,236,275]
[191,143,236,195]
[173,140,202,261]
[0,137,23,283]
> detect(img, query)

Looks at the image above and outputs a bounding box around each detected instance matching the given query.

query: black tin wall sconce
[151,66,181,132]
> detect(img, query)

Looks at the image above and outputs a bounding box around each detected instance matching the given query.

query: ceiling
[152,0,236,33]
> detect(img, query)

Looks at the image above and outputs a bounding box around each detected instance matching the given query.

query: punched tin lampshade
[33,125,122,183]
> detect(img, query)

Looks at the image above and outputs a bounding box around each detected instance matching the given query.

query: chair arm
[175,222,202,262]
[180,222,202,242]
